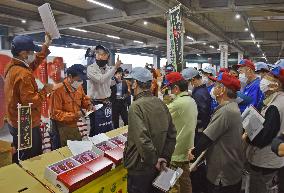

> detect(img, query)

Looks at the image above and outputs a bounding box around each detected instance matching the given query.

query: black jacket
[110,78,129,103]
[192,84,212,130]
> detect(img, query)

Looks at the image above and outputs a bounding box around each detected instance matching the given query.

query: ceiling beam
[108,22,166,40]
[0,5,40,21]
[15,0,88,21]
[0,16,27,29]
[99,0,128,17]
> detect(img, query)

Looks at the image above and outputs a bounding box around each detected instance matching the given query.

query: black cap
[66,64,88,80]
[95,45,110,54]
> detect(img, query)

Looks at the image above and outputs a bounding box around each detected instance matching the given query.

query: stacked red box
[104,146,124,166]
[83,156,113,178]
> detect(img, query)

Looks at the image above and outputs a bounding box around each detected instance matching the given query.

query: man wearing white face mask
[4,34,52,163]
[50,64,92,147]
[237,59,264,113]
[243,65,284,193]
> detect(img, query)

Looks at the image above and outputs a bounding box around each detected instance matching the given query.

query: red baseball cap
[237,59,255,71]
[209,72,241,91]
[166,72,184,86]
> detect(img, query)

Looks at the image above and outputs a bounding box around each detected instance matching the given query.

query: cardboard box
[83,156,113,178]
[0,140,12,168]
[104,147,124,166]
[44,157,80,185]
[95,141,116,152]
[109,135,127,149]
[57,165,94,193]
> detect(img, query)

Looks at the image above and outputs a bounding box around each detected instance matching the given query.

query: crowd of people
[3,34,284,193]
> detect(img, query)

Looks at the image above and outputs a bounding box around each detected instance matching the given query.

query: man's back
[124,91,176,173]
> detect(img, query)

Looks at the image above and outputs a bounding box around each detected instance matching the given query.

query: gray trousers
[248,165,278,193]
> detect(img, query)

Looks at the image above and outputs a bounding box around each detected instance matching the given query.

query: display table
[0,127,128,193]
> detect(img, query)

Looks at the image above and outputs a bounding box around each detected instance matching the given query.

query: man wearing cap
[124,67,176,193]
[181,67,211,193]
[86,45,122,136]
[4,34,52,163]
[110,67,129,129]
[200,66,219,112]
[237,59,264,113]
[243,65,284,193]
[166,72,198,193]
[188,72,244,193]
[50,64,92,147]
[255,62,270,79]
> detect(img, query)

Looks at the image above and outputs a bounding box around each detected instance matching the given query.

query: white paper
[190,151,206,172]
[67,140,93,155]
[95,104,103,111]
[88,133,110,145]
[38,3,61,39]
[242,105,265,141]
[153,167,183,192]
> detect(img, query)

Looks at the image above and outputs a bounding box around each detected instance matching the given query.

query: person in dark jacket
[110,67,129,129]
[124,67,176,193]
[181,67,211,193]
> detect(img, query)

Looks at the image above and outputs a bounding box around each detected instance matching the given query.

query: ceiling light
[69,27,87,32]
[106,35,120,39]
[235,13,241,19]
[203,42,207,45]
[209,45,215,49]
[217,48,220,51]
[244,28,249,32]
[144,21,148,25]
[263,53,265,56]
[155,45,159,48]
[21,19,26,24]
[133,40,143,44]
[197,54,201,56]
[257,44,260,48]
[86,0,113,10]
[250,33,255,38]
[187,36,195,41]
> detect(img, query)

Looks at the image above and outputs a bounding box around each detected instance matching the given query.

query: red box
[104,147,124,165]
[83,156,113,178]
[57,165,94,192]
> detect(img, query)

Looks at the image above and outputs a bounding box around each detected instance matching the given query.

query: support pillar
[238,52,244,63]
[153,55,161,69]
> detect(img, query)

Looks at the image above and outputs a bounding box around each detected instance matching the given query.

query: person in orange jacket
[50,64,92,147]
[4,33,53,163]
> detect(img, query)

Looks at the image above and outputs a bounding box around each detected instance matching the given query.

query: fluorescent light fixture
[263,53,265,56]
[203,42,207,45]
[144,21,148,25]
[244,28,249,32]
[133,40,143,44]
[235,13,241,19]
[187,36,195,41]
[217,48,220,51]
[86,0,113,10]
[257,44,260,48]
[197,54,201,56]
[155,45,159,48]
[69,27,87,32]
[209,45,215,49]
[107,35,120,39]
[21,19,26,24]
[250,33,255,38]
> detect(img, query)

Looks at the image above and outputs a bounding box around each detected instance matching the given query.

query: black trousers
[112,99,128,129]
[127,169,164,193]
[279,166,284,193]
[207,180,242,193]
[8,124,42,164]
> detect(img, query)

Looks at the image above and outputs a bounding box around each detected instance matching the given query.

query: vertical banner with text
[167,5,183,72]
[219,43,228,68]
[18,104,32,150]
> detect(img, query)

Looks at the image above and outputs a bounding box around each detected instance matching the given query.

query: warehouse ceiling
[0,0,284,63]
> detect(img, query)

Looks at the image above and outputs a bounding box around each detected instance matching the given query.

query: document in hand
[38,3,61,39]
[242,105,265,141]
[152,167,183,192]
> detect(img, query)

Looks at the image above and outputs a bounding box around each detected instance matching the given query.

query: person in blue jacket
[237,59,264,113]
[200,66,218,112]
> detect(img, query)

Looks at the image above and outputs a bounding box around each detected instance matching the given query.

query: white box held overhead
[38,3,61,39]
